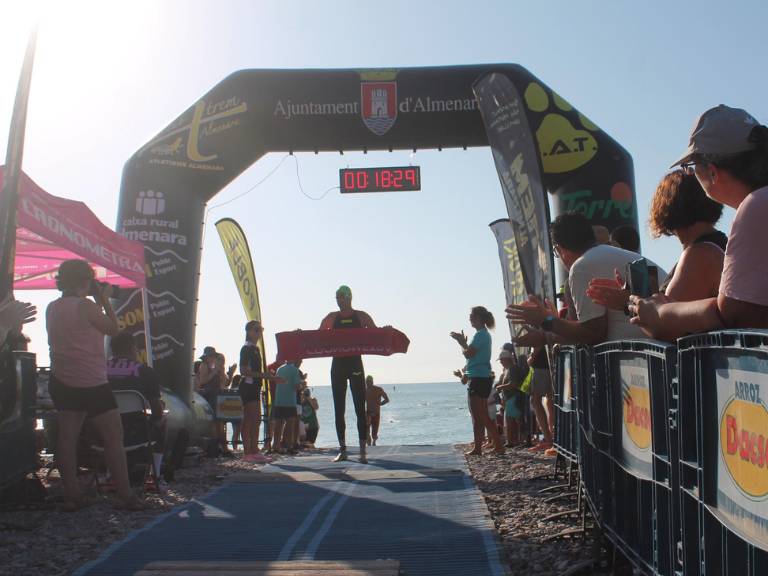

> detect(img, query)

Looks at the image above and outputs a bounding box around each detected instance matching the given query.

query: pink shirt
[46,296,107,388]
[719,186,768,306]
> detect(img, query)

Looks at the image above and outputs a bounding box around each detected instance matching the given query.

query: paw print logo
[524,82,600,174]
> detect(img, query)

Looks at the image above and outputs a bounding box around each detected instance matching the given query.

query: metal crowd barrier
[591,340,678,576]
[553,332,768,575]
[677,331,768,576]
[561,344,618,534]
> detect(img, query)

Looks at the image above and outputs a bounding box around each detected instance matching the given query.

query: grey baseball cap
[670,105,760,168]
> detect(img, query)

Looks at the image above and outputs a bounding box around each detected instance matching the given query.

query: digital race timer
[339,166,421,193]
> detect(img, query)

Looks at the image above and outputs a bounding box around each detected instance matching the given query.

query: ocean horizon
[309,381,473,448]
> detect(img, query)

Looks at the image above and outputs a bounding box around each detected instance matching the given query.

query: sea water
[310,381,472,448]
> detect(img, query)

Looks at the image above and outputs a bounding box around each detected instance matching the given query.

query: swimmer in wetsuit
[319,285,377,463]
[365,375,390,446]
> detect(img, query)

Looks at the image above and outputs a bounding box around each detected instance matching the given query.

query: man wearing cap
[630,105,768,338]
[195,345,233,456]
[195,346,220,405]
[319,285,377,463]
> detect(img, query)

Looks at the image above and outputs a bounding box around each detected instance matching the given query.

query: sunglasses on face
[680,159,707,173]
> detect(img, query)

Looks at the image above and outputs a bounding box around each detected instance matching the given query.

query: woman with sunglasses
[629,106,768,339]
[587,170,727,311]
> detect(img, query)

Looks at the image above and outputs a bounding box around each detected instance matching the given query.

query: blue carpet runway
[75,445,507,576]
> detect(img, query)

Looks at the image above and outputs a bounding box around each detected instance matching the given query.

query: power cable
[201,154,339,245]
[292,155,339,201]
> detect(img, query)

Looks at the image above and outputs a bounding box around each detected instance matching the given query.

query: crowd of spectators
[0,258,328,510]
[507,104,768,346]
[193,325,321,460]
[467,104,768,458]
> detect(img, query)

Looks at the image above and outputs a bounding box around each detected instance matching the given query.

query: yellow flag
[215,218,267,376]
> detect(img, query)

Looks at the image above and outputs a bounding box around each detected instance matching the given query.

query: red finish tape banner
[276,327,409,362]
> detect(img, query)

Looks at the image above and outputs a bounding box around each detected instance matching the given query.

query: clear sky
[1,0,766,385]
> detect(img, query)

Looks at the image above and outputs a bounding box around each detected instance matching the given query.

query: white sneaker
[333,450,348,462]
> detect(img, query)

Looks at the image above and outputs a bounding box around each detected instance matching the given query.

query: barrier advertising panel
[618,356,653,479]
[563,352,573,411]
[678,331,768,576]
[553,346,578,462]
[716,364,768,549]
[594,340,678,575]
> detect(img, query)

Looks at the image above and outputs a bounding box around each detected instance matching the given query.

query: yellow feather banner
[215,218,269,406]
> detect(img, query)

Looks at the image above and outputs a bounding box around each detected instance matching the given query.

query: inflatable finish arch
[117,65,638,401]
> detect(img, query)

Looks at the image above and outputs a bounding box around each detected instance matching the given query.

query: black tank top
[331,311,363,367]
[333,312,362,329]
[660,230,728,293]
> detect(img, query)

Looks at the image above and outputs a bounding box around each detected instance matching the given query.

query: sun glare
[33,1,155,93]
[0,0,158,119]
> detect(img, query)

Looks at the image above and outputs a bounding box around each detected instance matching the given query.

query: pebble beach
[463,445,612,576]
[0,453,272,576]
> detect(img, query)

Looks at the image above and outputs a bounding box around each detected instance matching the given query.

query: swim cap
[336,285,352,299]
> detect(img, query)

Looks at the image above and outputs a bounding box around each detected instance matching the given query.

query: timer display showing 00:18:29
[339,166,421,193]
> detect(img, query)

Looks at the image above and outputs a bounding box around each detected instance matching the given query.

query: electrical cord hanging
[293,155,339,201]
[201,154,339,245]
[206,154,337,216]
[206,154,290,214]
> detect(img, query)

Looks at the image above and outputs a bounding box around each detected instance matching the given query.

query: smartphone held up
[625,257,659,299]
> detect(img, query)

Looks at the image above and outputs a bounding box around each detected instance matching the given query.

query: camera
[89,280,123,300]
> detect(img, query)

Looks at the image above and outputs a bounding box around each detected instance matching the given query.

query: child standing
[496,348,526,448]
[301,388,320,448]
[272,359,303,454]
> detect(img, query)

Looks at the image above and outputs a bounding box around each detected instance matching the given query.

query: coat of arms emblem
[361,81,397,136]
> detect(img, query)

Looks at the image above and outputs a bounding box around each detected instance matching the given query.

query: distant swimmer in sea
[319,285,378,464]
[365,375,390,446]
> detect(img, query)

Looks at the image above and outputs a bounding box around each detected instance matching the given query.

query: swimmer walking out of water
[319,285,378,464]
[365,375,390,446]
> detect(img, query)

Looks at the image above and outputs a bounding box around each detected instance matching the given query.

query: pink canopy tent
[0,166,145,289]
[0,166,152,364]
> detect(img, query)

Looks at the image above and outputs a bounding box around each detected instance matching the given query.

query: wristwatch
[540,315,556,332]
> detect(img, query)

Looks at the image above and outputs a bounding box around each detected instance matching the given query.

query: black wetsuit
[331,312,367,449]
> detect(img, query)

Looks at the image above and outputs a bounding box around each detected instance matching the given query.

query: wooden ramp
[136,560,400,575]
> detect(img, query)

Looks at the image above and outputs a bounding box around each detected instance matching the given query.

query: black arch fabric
[115,65,637,401]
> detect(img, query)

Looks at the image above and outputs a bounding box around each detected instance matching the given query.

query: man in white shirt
[507,212,664,346]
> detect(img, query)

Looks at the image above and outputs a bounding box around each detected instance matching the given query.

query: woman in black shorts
[450,306,504,456]
[46,260,144,510]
